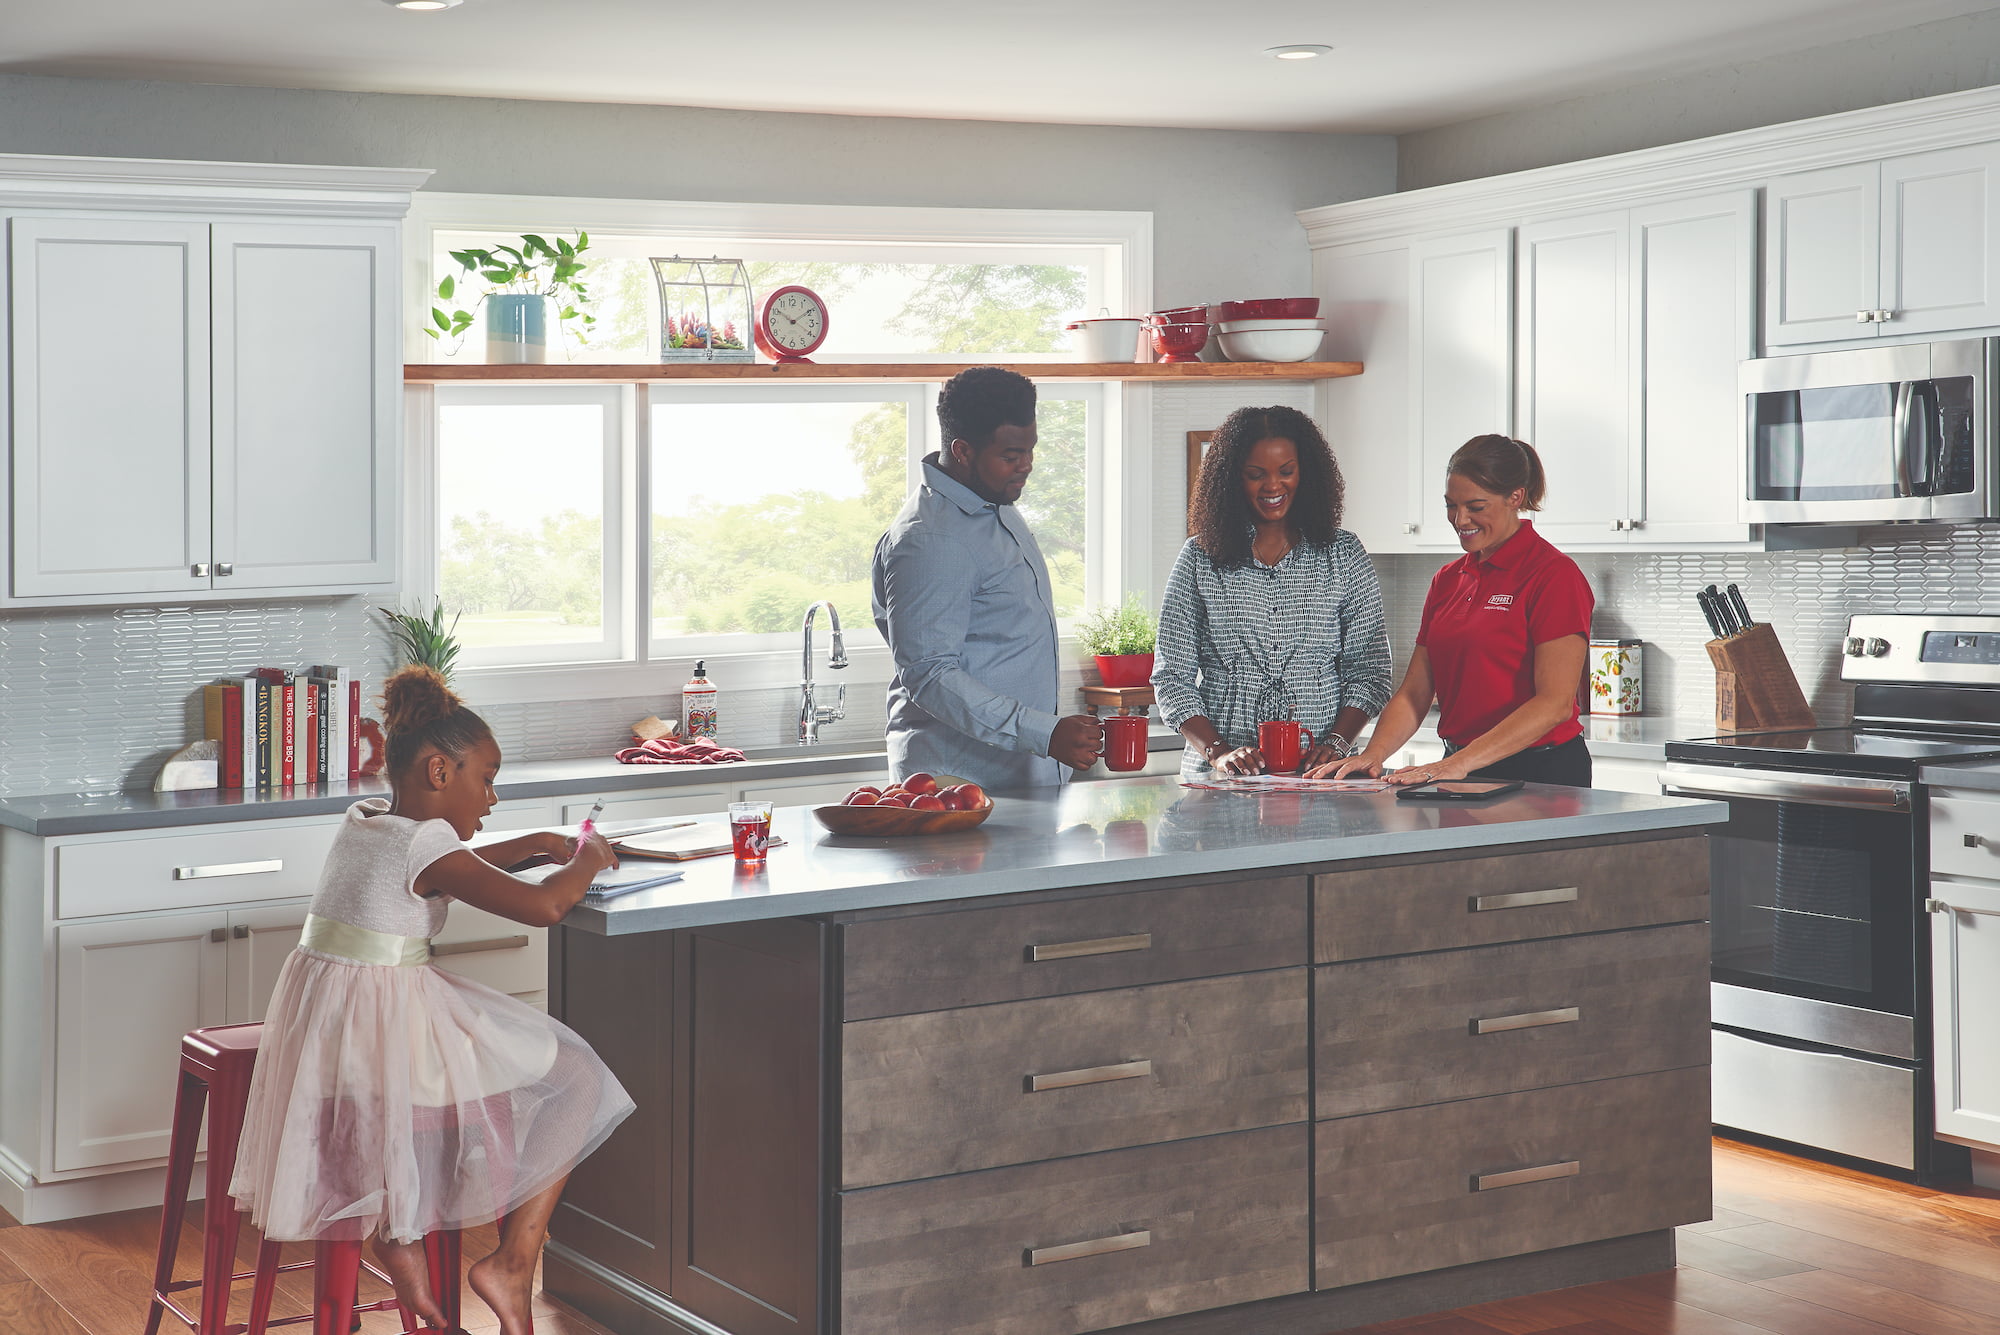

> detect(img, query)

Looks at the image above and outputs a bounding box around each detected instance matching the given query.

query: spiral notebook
[519,860,685,900]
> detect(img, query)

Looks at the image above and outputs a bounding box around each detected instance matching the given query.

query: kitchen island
[546,777,1725,1335]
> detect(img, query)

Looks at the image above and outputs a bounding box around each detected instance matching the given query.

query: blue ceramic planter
[486,294,548,364]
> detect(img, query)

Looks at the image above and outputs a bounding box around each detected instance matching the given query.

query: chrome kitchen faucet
[798,600,848,744]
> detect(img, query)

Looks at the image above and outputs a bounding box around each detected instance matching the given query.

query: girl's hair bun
[381,664,463,738]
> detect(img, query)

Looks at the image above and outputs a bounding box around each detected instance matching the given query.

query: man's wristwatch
[1323,733,1355,759]
[1202,739,1231,763]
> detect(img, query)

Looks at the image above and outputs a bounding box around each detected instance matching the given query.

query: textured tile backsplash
[11,525,1998,798]
[1376,524,2000,727]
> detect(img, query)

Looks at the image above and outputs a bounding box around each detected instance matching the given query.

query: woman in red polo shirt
[1311,434,1595,787]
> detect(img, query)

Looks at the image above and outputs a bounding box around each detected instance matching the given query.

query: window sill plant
[1076,594,1158,687]
[429,232,595,364]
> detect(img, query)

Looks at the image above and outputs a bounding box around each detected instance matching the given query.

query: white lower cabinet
[1591,758,1663,796]
[52,902,307,1172]
[1929,787,2000,1150]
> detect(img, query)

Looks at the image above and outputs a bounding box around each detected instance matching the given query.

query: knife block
[1706,622,1816,732]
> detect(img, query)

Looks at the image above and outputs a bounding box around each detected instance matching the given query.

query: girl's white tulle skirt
[229,949,635,1244]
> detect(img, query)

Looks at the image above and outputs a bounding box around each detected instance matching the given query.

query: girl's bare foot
[371,1235,447,1330]
[468,1250,537,1335]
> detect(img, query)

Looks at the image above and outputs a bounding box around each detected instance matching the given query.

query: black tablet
[1395,779,1525,802]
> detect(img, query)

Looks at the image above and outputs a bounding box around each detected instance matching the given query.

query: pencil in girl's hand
[575,799,605,856]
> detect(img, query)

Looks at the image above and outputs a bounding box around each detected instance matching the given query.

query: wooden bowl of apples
[811,772,993,836]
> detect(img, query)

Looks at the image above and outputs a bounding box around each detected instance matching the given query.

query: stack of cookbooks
[200,665,363,790]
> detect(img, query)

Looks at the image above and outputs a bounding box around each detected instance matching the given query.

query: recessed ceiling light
[1266,44,1333,60]
[384,0,462,9]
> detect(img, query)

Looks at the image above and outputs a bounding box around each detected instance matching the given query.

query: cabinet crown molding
[1300,81,2000,249]
[0,153,433,218]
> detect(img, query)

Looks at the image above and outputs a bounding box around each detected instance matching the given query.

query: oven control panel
[1843,614,2000,684]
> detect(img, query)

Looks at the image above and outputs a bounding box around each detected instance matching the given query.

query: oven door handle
[1660,763,1911,811]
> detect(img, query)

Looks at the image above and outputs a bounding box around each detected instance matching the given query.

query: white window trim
[402,194,1156,706]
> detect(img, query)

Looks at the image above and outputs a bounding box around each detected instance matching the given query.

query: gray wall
[0,73,1394,797]
[0,73,1395,307]
[1398,8,2000,190]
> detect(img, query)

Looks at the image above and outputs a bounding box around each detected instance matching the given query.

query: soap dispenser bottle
[680,660,718,741]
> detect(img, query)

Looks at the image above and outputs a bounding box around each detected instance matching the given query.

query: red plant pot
[1095,652,1155,687]
[1149,322,1207,363]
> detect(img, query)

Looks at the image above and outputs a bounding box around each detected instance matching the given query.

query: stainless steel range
[1663,613,2000,1177]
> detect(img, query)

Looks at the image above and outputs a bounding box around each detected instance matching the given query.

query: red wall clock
[754,285,830,363]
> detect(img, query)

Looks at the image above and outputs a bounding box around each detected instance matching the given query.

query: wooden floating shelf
[404,360,1363,384]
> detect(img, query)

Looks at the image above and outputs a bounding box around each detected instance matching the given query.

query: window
[406,195,1150,697]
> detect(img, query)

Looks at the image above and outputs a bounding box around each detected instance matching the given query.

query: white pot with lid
[1063,311,1144,363]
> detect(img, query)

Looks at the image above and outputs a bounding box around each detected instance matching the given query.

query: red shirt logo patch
[1485,594,1515,609]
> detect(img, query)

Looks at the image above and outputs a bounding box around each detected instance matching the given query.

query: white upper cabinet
[0,155,426,607]
[1512,193,1756,549]
[1313,241,1413,555]
[1765,142,2000,347]
[1515,212,1629,546]
[9,218,215,598]
[1631,192,1757,545]
[211,222,399,592]
[1407,229,1514,550]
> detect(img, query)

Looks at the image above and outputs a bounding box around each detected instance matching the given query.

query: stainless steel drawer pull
[1028,932,1151,962]
[431,935,532,958]
[1965,834,1982,848]
[174,859,283,881]
[1025,1229,1152,1267]
[1929,898,2000,919]
[1470,886,1578,913]
[1027,1059,1153,1093]
[1472,1006,1580,1035]
[1473,1160,1581,1192]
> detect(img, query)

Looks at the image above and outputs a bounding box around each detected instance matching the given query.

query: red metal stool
[143,1023,463,1335]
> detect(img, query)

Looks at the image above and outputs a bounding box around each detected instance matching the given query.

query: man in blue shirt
[871,367,1103,788]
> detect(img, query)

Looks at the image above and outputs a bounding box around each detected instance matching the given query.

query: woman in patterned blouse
[1151,405,1394,777]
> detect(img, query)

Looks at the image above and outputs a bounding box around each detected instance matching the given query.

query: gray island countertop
[567,775,1725,935]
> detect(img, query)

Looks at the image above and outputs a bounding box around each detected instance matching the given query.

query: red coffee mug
[1257,720,1314,773]
[1103,714,1149,772]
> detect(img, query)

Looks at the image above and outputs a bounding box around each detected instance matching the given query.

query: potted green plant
[428,232,595,364]
[378,600,463,682]
[1076,594,1158,687]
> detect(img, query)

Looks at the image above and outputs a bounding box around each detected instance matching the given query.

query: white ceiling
[5,0,2000,135]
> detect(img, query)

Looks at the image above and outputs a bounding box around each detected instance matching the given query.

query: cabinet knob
[1856,310,1875,323]
[215,563,235,576]
[1610,520,1626,531]
[1627,518,1643,531]
[191,562,210,578]
[1877,309,1895,322]
[1402,523,1418,534]
[209,927,227,943]
[1966,833,1983,848]
[233,924,250,939]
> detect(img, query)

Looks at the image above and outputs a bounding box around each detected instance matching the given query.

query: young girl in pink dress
[231,666,635,1335]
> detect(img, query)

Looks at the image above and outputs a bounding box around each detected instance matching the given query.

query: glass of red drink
[729,801,774,862]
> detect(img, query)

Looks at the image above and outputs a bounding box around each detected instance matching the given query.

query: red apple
[845,792,878,806]
[903,772,939,795]
[911,793,946,810]
[848,785,880,799]
[948,782,988,809]
[877,793,913,807]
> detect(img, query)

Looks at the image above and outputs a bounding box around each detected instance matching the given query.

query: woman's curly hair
[1188,405,1346,566]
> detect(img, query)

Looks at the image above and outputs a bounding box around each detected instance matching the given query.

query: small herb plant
[428,232,595,355]
[1076,594,1158,657]
[378,600,463,682]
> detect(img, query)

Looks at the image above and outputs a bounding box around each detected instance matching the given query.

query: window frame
[402,193,1155,705]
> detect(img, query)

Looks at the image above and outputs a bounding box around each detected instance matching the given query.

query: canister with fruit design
[1588,638,1643,716]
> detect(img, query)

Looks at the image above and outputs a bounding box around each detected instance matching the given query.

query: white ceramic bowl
[1063,317,1143,362]
[1218,317,1330,334]
[1216,327,1324,362]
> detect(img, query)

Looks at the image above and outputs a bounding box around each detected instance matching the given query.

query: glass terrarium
[650,256,754,362]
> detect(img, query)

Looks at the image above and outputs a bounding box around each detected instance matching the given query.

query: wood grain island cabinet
[545,783,1719,1335]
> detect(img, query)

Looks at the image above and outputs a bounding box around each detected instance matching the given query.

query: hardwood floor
[1,1137,1995,1334]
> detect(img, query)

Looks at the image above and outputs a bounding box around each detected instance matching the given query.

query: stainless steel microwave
[1740,337,1995,525]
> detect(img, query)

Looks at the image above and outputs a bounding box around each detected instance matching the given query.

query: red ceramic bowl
[1146,305,1209,326]
[1218,297,1320,322]
[1149,321,1208,363]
